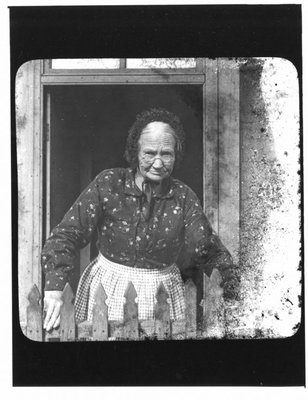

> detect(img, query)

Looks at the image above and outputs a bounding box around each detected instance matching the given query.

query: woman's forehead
[139,122,176,147]
[141,121,174,135]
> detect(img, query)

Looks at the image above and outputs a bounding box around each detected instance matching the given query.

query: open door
[43,84,204,293]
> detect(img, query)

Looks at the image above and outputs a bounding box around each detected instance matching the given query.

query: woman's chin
[146,173,165,182]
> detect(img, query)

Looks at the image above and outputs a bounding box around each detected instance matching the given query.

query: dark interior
[46,84,203,291]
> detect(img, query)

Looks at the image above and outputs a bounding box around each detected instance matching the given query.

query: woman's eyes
[145,151,173,156]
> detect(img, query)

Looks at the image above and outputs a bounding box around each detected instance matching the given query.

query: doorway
[46,84,204,292]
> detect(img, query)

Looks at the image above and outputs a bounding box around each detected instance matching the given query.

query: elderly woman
[42,108,237,331]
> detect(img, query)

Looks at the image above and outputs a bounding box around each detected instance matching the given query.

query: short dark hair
[124,108,186,169]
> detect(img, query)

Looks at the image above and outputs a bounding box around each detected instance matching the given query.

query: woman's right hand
[43,290,63,331]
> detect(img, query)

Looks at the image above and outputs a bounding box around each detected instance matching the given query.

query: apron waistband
[98,252,177,276]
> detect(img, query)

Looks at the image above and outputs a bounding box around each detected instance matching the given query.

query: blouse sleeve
[41,175,103,291]
[183,187,237,293]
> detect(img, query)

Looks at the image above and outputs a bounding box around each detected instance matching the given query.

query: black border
[11,5,304,386]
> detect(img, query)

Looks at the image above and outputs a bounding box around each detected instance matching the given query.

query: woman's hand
[43,290,63,331]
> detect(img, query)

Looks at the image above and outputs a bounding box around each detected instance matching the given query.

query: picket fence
[25,270,226,341]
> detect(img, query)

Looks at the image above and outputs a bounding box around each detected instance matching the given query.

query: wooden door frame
[204,59,240,261]
[17,58,240,331]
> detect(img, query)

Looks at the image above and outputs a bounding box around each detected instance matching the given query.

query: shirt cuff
[44,270,68,291]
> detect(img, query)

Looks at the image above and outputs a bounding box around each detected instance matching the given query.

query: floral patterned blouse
[42,168,233,291]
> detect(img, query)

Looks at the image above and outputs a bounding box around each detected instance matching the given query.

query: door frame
[17,58,240,329]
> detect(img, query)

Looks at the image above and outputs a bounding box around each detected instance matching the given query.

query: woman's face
[138,122,176,183]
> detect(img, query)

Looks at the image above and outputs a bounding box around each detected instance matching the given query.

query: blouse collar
[123,168,174,199]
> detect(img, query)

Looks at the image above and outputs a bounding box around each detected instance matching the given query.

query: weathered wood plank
[45,91,51,240]
[17,60,43,327]
[79,320,124,340]
[154,283,170,339]
[41,74,205,85]
[109,321,124,340]
[123,282,139,340]
[204,58,219,232]
[170,320,186,340]
[201,269,225,338]
[41,318,191,342]
[138,320,155,339]
[185,279,197,339]
[44,329,61,341]
[26,285,43,341]
[45,320,91,341]
[76,320,92,340]
[44,319,188,341]
[92,284,108,341]
[60,283,76,341]
[218,58,240,263]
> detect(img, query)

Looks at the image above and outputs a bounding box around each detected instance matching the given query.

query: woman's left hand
[43,290,63,331]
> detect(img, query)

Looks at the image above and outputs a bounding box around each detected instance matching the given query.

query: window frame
[42,58,204,76]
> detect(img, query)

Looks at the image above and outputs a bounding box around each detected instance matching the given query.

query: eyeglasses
[143,154,175,164]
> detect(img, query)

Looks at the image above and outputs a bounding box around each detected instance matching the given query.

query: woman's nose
[152,158,164,168]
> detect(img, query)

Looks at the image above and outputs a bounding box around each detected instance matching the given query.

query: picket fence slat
[25,269,225,341]
[26,285,43,341]
[123,281,139,340]
[60,283,76,341]
[202,268,225,338]
[92,284,108,341]
[154,282,170,339]
[185,279,197,338]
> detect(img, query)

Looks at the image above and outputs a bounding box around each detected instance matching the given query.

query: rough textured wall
[225,58,301,338]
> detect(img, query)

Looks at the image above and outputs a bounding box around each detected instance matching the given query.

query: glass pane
[51,58,120,69]
[126,58,196,69]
